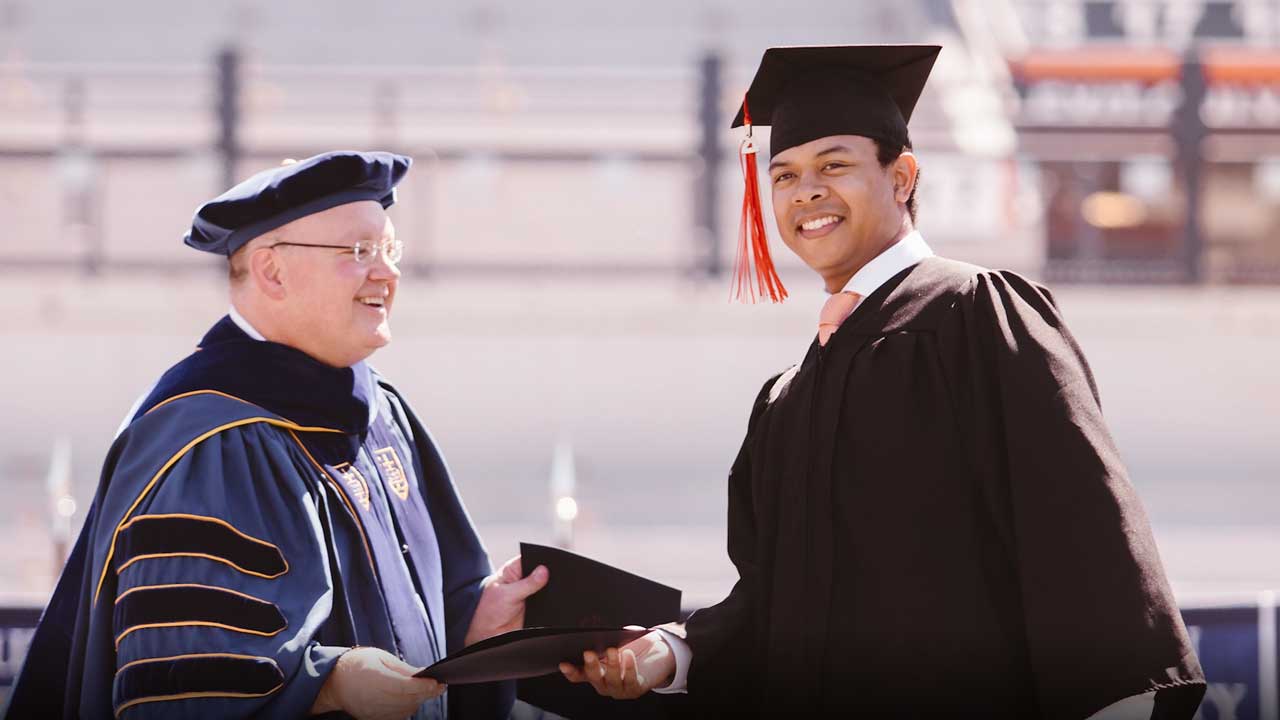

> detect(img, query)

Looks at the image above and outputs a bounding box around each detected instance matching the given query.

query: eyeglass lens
[354,240,402,264]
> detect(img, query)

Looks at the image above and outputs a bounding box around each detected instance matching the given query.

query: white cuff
[650,629,690,694]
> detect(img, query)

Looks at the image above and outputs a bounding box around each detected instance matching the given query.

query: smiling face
[768,134,915,292]
[243,200,400,368]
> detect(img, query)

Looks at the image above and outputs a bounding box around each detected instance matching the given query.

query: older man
[565,46,1205,719]
[8,151,545,720]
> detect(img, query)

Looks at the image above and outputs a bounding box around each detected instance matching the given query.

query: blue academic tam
[184,150,412,257]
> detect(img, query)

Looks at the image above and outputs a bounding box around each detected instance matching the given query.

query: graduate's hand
[309,646,445,720]
[463,555,549,646]
[558,628,676,700]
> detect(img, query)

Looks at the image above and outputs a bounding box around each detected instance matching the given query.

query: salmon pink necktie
[818,291,861,346]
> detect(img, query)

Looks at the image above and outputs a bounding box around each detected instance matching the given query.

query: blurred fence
[0,54,721,276]
[0,51,1036,280]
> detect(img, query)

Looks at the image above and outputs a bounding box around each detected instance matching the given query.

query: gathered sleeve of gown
[101,422,346,719]
[945,270,1205,720]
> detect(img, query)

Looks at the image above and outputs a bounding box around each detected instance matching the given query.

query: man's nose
[792,177,828,204]
[369,252,401,279]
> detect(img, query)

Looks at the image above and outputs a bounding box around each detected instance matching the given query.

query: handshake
[311,543,683,718]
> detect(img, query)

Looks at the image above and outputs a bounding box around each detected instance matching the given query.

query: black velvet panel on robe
[683,256,1205,718]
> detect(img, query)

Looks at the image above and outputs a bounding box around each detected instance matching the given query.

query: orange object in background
[1011,48,1180,84]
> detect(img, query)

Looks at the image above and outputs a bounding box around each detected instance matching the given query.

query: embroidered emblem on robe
[374,446,409,501]
[334,463,371,511]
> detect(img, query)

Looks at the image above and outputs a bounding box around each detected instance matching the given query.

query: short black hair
[874,134,918,224]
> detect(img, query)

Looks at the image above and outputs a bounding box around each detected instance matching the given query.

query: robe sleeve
[683,372,783,709]
[953,271,1205,720]
[105,423,345,719]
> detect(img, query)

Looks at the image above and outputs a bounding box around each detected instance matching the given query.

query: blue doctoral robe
[7,317,511,719]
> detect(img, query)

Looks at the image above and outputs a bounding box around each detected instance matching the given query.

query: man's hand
[309,646,445,720]
[558,628,676,700]
[463,555,549,646]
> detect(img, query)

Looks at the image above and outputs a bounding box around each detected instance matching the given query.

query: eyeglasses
[268,238,403,265]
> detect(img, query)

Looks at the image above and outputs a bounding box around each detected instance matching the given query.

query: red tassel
[731,101,788,303]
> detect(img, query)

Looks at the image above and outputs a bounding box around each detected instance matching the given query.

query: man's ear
[892,151,919,205]
[249,245,287,300]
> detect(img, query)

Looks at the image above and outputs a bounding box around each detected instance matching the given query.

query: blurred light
[57,496,76,518]
[1120,156,1172,200]
[945,86,1016,157]
[488,82,528,114]
[182,150,221,191]
[1254,158,1280,201]
[550,439,577,547]
[245,79,285,113]
[56,149,95,192]
[555,496,578,522]
[1253,88,1280,127]
[1081,191,1147,229]
[461,152,498,187]
[0,72,36,109]
[595,153,633,188]
[953,118,1017,157]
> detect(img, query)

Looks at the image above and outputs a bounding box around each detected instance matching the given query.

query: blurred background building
[1,1,1278,715]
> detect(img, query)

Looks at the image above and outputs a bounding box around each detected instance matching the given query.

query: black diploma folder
[414,543,681,687]
[414,626,647,684]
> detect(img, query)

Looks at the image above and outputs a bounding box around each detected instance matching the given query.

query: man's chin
[339,329,391,367]
[366,326,392,353]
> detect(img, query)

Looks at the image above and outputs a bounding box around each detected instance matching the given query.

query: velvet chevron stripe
[113,653,283,716]
[113,584,287,645]
[114,513,287,579]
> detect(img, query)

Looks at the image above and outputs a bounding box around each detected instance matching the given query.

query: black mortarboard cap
[731,44,941,157]
[184,150,412,256]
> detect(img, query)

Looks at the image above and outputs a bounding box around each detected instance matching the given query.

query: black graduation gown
[683,256,1205,718]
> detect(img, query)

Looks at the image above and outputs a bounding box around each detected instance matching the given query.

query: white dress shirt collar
[837,230,933,299]
[227,305,378,428]
[227,304,266,341]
